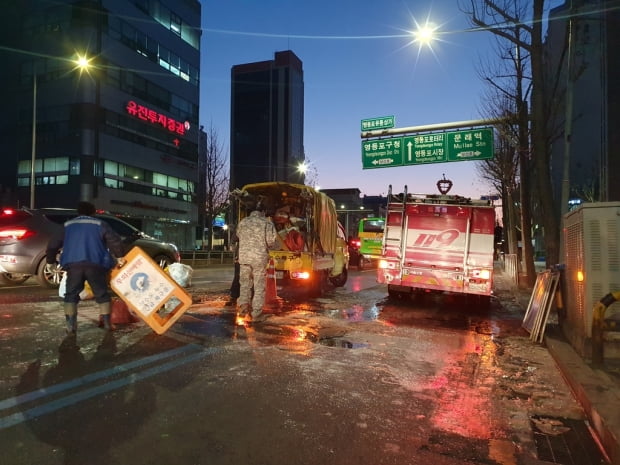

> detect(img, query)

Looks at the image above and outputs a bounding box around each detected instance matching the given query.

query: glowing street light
[296,161,308,174]
[75,54,91,70]
[30,54,92,208]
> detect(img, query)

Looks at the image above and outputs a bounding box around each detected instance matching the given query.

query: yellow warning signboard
[110,246,192,335]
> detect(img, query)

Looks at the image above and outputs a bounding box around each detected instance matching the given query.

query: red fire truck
[377,185,495,305]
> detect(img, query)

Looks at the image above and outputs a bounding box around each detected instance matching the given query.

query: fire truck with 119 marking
[378,183,495,307]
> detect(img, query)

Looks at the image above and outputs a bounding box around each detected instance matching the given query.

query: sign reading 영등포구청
[362,127,493,169]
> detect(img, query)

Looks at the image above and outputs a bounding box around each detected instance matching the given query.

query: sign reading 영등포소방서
[361,127,494,169]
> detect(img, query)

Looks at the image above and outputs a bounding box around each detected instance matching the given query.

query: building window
[102,162,194,203]
[69,158,80,175]
[108,13,199,86]
[104,160,118,176]
[170,13,181,36]
[43,157,69,172]
[153,172,167,186]
[121,165,144,181]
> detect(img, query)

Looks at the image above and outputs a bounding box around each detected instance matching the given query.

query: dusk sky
[200,0,561,199]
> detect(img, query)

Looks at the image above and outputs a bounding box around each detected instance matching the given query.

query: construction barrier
[110,298,139,325]
[265,258,278,304]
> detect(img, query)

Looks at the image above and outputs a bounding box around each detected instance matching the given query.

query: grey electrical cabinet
[563,202,620,358]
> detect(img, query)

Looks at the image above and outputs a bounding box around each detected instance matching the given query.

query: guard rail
[179,250,234,268]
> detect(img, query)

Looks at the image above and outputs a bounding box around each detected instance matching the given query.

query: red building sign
[126,101,188,136]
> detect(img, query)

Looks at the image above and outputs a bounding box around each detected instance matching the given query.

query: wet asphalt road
[0,265,588,465]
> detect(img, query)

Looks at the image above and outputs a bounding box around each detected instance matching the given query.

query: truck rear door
[401,204,471,293]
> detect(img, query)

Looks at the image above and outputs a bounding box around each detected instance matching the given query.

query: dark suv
[0,207,181,288]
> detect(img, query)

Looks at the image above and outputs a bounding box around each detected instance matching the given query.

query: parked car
[0,207,180,288]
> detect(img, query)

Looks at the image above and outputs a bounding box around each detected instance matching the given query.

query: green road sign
[361,116,395,131]
[446,128,494,161]
[362,127,493,169]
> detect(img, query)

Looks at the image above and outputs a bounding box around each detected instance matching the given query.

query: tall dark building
[546,0,620,210]
[0,0,201,249]
[230,50,305,190]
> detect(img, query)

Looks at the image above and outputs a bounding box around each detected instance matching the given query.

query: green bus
[357,217,385,267]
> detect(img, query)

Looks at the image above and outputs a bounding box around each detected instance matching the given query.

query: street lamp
[29,73,37,208]
[29,54,92,209]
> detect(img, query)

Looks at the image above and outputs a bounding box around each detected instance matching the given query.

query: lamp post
[29,74,37,208]
[29,55,91,209]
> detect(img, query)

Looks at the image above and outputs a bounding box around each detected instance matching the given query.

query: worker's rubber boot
[98,302,114,331]
[64,303,78,334]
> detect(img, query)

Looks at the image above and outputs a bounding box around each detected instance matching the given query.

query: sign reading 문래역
[362,127,493,169]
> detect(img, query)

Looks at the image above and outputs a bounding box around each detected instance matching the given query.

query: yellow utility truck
[231,182,349,296]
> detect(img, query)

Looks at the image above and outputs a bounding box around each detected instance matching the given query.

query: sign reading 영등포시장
[361,116,395,131]
[361,127,494,169]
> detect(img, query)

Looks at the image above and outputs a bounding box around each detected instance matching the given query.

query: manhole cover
[318,337,369,349]
[530,416,607,464]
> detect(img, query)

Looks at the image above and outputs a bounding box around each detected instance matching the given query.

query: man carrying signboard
[46,202,126,333]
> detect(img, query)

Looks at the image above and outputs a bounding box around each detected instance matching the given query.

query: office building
[230,50,305,191]
[546,0,620,210]
[0,0,201,249]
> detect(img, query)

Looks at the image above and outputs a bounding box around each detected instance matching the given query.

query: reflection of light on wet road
[292,327,306,341]
[349,281,363,292]
[426,333,504,440]
[344,270,377,293]
[320,304,381,322]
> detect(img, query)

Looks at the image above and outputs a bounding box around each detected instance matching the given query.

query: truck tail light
[291,271,311,280]
[472,269,491,280]
[379,259,399,269]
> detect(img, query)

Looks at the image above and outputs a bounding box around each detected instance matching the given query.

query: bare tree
[302,156,320,189]
[199,124,230,250]
[475,96,520,260]
[461,0,561,270]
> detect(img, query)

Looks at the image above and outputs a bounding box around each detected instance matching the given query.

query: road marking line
[0,346,220,430]
[0,343,203,411]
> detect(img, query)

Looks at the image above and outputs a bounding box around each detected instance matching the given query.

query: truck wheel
[329,267,348,287]
[387,286,406,300]
[467,294,491,310]
[309,270,329,297]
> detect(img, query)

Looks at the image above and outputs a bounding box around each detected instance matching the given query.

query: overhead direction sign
[361,116,395,131]
[362,127,493,169]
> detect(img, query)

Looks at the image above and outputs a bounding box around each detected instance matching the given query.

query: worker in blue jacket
[46,202,126,333]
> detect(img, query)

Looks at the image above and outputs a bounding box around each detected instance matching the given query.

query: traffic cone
[265,258,278,304]
[110,297,139,324]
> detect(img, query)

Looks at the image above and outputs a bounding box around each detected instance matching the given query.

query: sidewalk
[494,267,620,464]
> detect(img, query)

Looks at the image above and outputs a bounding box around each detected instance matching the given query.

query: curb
[545,328,620,464]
